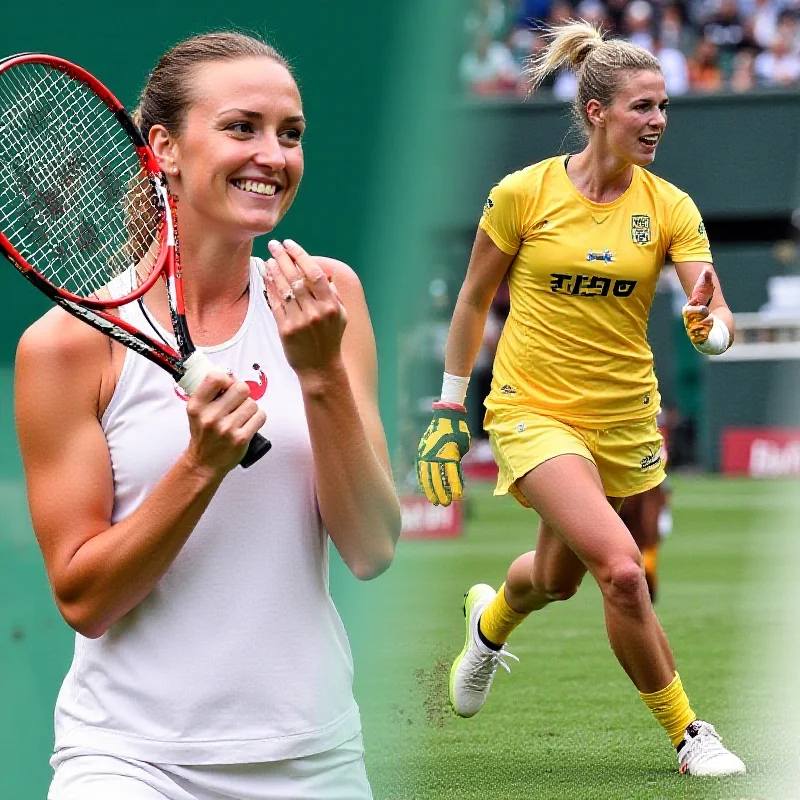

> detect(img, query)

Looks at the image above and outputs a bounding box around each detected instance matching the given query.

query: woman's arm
[264,240,401,581]
[445,229,516,378]
[16,310,265,637]
[415,228,516,507]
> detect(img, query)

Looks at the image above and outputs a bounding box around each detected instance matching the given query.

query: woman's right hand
[416,403,471,506]
[184,371,267,474]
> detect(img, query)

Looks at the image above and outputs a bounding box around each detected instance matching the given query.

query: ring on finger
[283,289,295,303]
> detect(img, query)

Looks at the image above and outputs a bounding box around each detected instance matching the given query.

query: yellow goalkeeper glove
[682,267,730,354]
[416,402,471,506]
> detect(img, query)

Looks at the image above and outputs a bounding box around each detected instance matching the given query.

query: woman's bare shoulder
[312,256,364,298]
[18,307,110,363]
[16,307,111,407]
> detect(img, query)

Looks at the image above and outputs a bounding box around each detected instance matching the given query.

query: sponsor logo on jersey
[698,220,706,237]
[586,249,614,263]
[631,215,651,245]
[500,384,517,395]
[550,273,637,297]
[244,363,268,400]
[640,447,661,470]
[174,362,267,402]
[643,393,651,406]
[483,197,494,215]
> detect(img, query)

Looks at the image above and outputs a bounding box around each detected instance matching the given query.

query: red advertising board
[462,439,499,481]
[400,495,463,539]
[721,428,800,477]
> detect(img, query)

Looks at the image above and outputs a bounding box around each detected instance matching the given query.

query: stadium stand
[460,0,800,96]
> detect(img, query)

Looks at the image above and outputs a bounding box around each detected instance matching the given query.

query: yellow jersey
[480,155,711,428]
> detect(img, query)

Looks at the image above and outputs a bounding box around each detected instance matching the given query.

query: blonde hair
[526,20,662,137]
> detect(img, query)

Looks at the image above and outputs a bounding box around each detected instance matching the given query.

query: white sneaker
[677,720,746,776]
[449,584,519,718]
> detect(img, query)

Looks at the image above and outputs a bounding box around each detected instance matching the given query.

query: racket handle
[240,432,272,468]
[178,351,215,395]
[179,353,272,468]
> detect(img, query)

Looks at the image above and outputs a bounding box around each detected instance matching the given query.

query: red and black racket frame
[0,53,273,468]
[0,245,187,381]
[0,53,193,382]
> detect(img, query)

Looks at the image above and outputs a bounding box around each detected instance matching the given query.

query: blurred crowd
[461,0,800,97]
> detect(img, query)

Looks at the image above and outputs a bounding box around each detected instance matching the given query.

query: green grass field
[352,476,800,800]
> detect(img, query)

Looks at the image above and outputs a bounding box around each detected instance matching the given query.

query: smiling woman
[416,19,745,782]
[15,31,400,800]
[137,47,305,244]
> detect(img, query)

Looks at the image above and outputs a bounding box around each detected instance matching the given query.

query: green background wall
[440,91,800,226]
[0,2,460,797]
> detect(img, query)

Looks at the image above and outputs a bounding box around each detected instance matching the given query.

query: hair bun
[526,20,605,93]
[569,34,603,69]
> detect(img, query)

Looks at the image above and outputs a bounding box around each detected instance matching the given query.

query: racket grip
[179,353,271,467]
[240,432,272,468]
[178,351,215,395]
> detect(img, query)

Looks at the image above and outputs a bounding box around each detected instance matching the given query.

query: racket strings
[2,66,159,294]
[0,61,161,298]
[0,64,155,270]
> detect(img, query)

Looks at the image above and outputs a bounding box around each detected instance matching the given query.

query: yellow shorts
[484,407,666,507]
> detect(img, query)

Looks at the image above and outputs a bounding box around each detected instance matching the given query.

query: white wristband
[440,372,470,406]
[691,315,730,355]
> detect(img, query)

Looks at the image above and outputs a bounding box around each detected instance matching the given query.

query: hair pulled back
[135,32,291,141]
[526,21,662,137]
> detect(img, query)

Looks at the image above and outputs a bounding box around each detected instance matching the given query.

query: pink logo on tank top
[245,363,267,400]
[173,362,268,401]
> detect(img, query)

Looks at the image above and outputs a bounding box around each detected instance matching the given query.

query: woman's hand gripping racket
[0,53,271,468]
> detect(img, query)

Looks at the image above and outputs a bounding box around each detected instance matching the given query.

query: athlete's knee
[599,558,648,611]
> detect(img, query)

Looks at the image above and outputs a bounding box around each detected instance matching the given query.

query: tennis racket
[0,53,271,468]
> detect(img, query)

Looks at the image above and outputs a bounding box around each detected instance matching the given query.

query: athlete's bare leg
[619,487,666,600]
[515,454,675,693]
[503,522,587,613]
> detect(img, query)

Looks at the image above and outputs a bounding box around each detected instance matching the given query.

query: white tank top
[52,258,361,764]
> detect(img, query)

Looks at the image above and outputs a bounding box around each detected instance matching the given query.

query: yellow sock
[642,545,659,601]
[642,545,658,578]
[639,672,697,747]
[478,583,529,646]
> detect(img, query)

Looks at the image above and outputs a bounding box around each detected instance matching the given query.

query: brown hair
[526,21,662,138]
[135,31,292,140]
